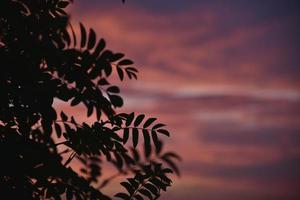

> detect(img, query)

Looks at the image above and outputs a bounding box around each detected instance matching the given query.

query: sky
[62,0,300,199]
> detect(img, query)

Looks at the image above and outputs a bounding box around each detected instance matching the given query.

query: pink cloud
[55,2,300,199]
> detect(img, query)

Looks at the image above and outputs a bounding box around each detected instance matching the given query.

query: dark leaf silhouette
[0,0,180,199]
[55,123,62,138]
[134,114,145,127]
[88,28,96,49]
[132,128,139,148]
[93,38,106,57]
[117,163,174,200]
[143,129,152,158]
[80,23,87,48]
[143,118,157,128]
[115,192,130,199]
[61,111,68,121]
[119,59,134,66]
[123,128,130,144]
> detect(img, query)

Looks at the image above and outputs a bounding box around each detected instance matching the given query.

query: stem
[102,118,153,132]
[64,151,76,167]
[124,126,152,131]
[129,176,153,200]
[58,148,71,155]
[54,140,68,146]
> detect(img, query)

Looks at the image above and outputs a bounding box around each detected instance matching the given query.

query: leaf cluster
[116,163,173,200]
[0,0,180,200]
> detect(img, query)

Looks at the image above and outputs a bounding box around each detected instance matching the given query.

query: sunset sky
[63,0,300,199]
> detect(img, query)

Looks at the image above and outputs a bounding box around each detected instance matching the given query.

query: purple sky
[59,1,300,199]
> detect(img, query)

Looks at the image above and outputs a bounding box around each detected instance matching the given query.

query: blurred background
[66,0,300,199]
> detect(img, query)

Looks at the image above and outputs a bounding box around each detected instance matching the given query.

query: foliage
[0,0,180,199]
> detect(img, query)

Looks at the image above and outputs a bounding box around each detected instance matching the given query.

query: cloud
[199,127,300,146]
[70,3,300,89]
[57,1,300,199]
